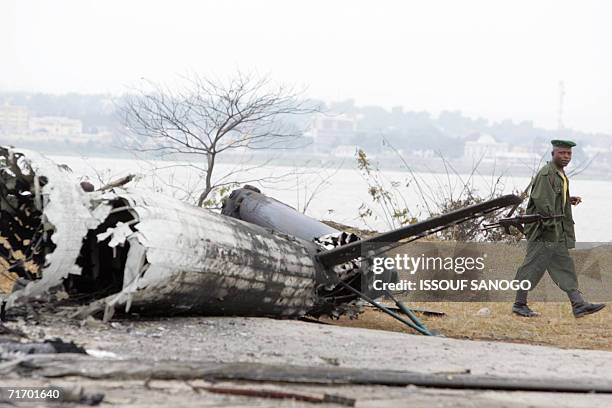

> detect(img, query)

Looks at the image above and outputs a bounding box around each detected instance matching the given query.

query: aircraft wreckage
[0,146,521,328]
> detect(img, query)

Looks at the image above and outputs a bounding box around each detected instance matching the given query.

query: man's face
[552,147,572,168]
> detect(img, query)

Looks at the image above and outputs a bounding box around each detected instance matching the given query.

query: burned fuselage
[0,148,336,320]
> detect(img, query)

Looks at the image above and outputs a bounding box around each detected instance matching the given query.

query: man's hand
[570,196,582,205]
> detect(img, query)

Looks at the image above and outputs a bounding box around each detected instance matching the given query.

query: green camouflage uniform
[514,161,579,293]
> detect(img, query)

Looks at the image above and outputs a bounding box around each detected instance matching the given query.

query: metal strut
[335,280,433,336]
[383,289,430,333]
[317,194,523,268]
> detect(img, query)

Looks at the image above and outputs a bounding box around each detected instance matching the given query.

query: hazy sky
[2,0,611,133]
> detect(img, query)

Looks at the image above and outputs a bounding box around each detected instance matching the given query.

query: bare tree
[120,72,317,207]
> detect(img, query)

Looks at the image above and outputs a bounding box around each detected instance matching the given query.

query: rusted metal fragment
[193,385,356,406]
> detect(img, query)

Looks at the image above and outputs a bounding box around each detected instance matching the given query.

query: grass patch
[324,302,611,350]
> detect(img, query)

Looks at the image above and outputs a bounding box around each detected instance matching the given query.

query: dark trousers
[514,241,579,294]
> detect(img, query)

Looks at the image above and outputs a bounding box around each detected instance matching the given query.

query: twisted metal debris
[1,147,522,326]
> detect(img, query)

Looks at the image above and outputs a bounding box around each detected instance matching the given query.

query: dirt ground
[327,301,611,350]
[3,305,612,407]
[0,310,612,408]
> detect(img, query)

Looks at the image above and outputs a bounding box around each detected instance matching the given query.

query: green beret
[551,139,576,148]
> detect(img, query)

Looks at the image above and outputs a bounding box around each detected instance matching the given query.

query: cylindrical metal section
[222,186,338,241]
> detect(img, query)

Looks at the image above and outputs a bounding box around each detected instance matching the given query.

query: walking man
[512,140,606,318]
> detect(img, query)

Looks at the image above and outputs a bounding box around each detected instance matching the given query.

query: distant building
[583,144,612,159]
[406,149,435,158]
[463,134,541,164]
[463,134,509,159]
[307,114,357,152]
[494,148,540,162]
[0,104,30,134]
[29,116,83,137]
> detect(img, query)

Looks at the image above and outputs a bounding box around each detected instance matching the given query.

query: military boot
[568,290,605,318]
[512,289,540,317]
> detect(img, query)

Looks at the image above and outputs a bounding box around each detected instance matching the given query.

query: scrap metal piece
[194,385,356,407]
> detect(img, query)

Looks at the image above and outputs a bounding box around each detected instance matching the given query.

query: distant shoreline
[35,146,610,181]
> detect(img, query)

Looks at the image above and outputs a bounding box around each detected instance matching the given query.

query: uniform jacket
[523,161,576,248]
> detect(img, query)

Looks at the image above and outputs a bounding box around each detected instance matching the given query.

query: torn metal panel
[1,147,109,308]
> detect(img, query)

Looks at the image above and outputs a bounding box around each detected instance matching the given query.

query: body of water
[49,155,612,243]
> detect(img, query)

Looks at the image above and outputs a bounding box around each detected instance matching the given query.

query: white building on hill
[29,116,83,137]
[306,114,357,152]
[0,104,30,134]
[463,134,509,159]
